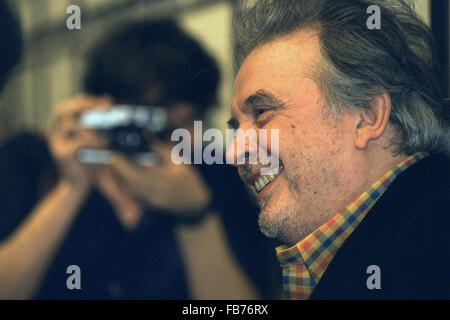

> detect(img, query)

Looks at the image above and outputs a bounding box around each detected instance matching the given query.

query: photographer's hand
[110,142,212,215]
[47,95,112,192]
[95,166,143,229]
[0,95,112,299]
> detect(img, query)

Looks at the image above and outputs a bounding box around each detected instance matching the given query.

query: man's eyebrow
[243,90,286,108]
[227,90,286,129]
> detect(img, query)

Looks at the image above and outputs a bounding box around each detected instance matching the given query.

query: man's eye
[255,108,268,117]
[227,118,239,130]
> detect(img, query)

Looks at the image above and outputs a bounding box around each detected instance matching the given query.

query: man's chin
[257,207,285,240]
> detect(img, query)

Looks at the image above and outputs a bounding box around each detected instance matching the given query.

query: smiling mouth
[254,165,283,193]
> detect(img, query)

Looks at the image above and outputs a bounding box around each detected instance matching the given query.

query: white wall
[414,0,430,26]
[178,1,234,133]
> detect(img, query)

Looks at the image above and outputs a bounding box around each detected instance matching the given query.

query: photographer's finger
[53,95,113,122]
[73,129,107,150]
[109,154,142,185]
[94,95,114,108]
[150,140,174,164]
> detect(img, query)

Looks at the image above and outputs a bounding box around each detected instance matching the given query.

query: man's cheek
[259,128,280,175]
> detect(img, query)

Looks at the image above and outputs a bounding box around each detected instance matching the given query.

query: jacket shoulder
[311,154,450,299]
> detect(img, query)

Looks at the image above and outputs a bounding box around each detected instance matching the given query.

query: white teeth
[253,168,282,193]
[255,179,262,191]
[263,167,280,176]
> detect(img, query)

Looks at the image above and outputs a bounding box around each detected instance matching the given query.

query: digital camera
[77,105,168,166]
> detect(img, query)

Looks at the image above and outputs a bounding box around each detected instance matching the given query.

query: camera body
[77,105,168,166]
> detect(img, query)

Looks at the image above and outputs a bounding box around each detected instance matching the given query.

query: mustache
[239,163,261,179]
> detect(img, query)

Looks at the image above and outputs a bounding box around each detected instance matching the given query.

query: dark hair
[234,0,450,155]
[0,0,23,92]
[84,19,220,116]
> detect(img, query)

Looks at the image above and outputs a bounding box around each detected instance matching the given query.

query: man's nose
[226,123,258,166]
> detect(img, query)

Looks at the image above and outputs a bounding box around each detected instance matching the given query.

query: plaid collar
[276,152,429,299]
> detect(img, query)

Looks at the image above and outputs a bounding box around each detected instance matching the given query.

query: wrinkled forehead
[232,29,321,112]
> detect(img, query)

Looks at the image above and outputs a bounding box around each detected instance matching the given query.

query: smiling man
[227,0,450,299]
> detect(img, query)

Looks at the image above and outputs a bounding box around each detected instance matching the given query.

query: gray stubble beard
[256,168,304,245]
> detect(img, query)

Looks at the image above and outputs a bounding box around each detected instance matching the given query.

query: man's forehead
[233,29,321,109]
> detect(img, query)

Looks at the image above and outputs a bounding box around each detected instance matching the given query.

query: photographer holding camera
[0,20,278,299]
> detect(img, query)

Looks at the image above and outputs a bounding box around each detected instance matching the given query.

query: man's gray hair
[233,0,450,155]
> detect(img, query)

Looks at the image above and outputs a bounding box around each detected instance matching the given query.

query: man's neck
[363,148,408,189]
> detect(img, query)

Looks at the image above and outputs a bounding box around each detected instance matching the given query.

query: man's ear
[355,92,391,149]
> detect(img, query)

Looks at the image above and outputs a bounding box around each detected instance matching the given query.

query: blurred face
[228,30,363,245]
[166,103,198,139]
[141,88,200,144]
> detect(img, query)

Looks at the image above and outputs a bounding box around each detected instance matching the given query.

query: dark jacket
[310,154,450,299]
